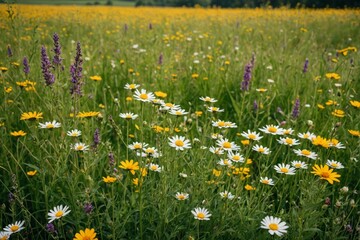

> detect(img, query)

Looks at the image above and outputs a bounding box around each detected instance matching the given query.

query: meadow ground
[0,4,360,240]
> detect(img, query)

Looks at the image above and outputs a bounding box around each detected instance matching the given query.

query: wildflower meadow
[0,4,360,240]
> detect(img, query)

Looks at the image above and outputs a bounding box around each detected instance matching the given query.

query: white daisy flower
[175,192,189,200]
[148,163,163,172]
[151,99,165,105]
[207,106,224,113]
[209,146,225,155]
[216,138,240,152]
[72,143,89,151]
[293,149,317,160]
[119,112,138,120]
[259,125,284,135]
[227,151,245,163]
[283,128,294,135]
[0,232,10,239]
[199,96,217,103]
[260,216,289,236]
[169,108,189,116]
[47,205,71,223]
[191,207,212,221]
[240,130,263,141]
[326,160,344,169]
[138,147,161,158]
[220,190,235,200]
[212,120,237,128]
[277,137,300,146]
[168,135,191,151]
[217,159,233,167]
[260,177,275,185]
[274,163,296,175]
[39,120,61,129]
[128,142,148,151]
[133,89,155,102]
[291,160,308,169]
[124,83,140,90]
[159,102,181,111]
[67,129,81,137]
[297,131,316,140]
[252,144,271,155]
[211,133,223,139]
[3,220,25,234]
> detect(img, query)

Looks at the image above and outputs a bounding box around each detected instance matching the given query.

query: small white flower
[216,138,240,152]
[72,143,89,152]
[133,89,155,102]
[274,163,296,175]
[291,160,308,169]
[119,112,138,120]
[0,232,10,239]
[259,125,284,135]
[207,106,224,113]
[169,108,189,116]
[3,220,25,234]
[326,160,344,169]
[199,96,217,103]
[277,137,300,146]
[297,132,316,140]
[252,144,271,155]
[124,83,140,90]
[47,205,71,223]
[260,216,289,236]
[148,163,162,172]
[175,192,189,200]
[67,129,81,137]
[227,151,244,163]
[39,120,61,129]
[191,207,211,221]
[168,135,191,151]
[293,149,317,160]
[220,190,235,200]
[240,130,263,141]
[260,177,275,185]
[217,159,232,167]
[128,142,148,151]
[179,172,188,178]
[209,146,224,155]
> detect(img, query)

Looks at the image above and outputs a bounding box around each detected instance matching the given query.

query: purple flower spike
[7,45,13,57]
[92,128,100,149]
[41,46,55,86]
[52,33,63,69]
[303,58,309,73]
[158,53,163,65]
[291,98,300,119]
[70,42,83,96]
[241,63,252,91]
[23,56,30,76]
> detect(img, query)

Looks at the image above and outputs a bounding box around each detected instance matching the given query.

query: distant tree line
[135,0,360,8]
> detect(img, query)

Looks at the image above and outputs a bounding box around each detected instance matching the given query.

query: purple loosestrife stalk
[303,58,309,73]
[52,33,63,70]
[292,98,300,119]
[92,128,100,149]
[241,63,252,91]
[70,42,83,96]
[41,46,55,86]
[7,45,13,57]
[23,56,30,76]
[158,53,163,65]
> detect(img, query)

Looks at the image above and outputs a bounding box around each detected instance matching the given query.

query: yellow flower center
[197,213,205,219]
[280,168,289,173]
[295,163,301,168]
[83,236,91,240]
[46,124,54,128]
[175,111,182,115]
[10,225,19,232]
[151,165,158,171]
[134,144,141,149]
[248,134,256,140]
[331,163,338,167]
[139,93,148,100]
[129,84,136,89]
[212,107,218,111]
[285,138,293,144]
[71,133,78,137]
[204,97,211,101]
[125,114,132,119]
[165,103,174,107]
[217,121,225,127]
[55,210,64,218]
[178,195,185,200]
[145,148,154,154]
[304,134,309,138]
[301,149,311,156]
[175,140,184,147]
[269,223,279,230]
[258,147,265,153]
[321,172,330,178]
[268,126,277,133]
[76,145,84,151]
[262,180,269,184]
[223,159,229,164]
[232,156,240,161]
[223,142,231,149]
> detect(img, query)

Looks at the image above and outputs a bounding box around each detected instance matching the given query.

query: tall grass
[0,4,359,239]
